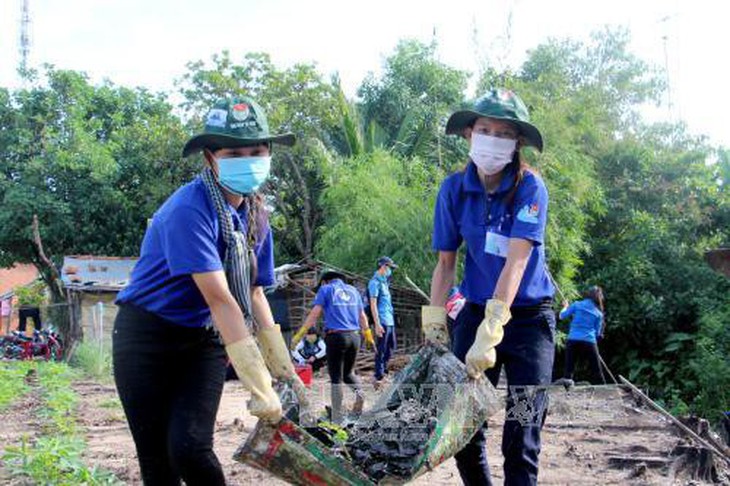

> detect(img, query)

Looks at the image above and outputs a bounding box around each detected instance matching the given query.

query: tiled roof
[0,264,40,298]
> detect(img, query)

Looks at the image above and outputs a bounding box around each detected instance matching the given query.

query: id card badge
[484,231,509,258]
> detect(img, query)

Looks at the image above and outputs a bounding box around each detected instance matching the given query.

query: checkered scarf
[201,167,256,332]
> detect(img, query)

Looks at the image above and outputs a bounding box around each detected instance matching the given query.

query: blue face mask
[384,267,392,278]
[217,156,271,195]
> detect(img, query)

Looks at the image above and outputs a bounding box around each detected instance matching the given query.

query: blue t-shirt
[368,273,395,326]
[432,162,554,307]
[560,298,603,343]
[116,177,275,327]
[312,279,363,332]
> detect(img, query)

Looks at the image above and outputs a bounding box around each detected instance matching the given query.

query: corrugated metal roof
[62,256,138,291]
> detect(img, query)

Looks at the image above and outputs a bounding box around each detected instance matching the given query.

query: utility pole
[659,15,675,122]
[19,0,31,75]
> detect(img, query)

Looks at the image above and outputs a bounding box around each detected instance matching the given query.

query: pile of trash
[235,344,499,485]
[346,350,470,480]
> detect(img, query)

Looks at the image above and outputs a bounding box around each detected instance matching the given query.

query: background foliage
[2,29,728,423]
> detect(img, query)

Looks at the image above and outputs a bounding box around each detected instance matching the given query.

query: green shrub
[4,435,121,485]
[2,361,121,485]
[69,341,113,382]
[689,301,730,423]
[0,362,34,410]
[14,281,47,307]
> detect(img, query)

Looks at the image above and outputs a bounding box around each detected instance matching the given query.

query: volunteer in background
[292,327,327,372]
[369,256,398,384]
[294,270,374,423]
[559,285,606,384]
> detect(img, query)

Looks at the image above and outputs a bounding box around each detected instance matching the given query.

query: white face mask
[469,133,516,175]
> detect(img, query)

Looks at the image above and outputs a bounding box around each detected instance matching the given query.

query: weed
[99,397,122,409]
[70,341,113,382]
[1,361,121,485]
[4,435,121,485]
[0,361,33,410]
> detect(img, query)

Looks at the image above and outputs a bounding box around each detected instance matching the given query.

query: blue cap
[377,256,398,269]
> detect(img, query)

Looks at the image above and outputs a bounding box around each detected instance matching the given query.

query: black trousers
[113,304,227,486]
[324,331,362,421]
[18,306,41,332]
[563,339,605,384]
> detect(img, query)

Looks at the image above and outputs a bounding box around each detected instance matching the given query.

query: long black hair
[584,285,605,313]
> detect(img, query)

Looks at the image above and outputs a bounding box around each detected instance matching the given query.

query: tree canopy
[1,30,728,422]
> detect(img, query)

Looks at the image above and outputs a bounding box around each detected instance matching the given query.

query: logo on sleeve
[517,203,539,224]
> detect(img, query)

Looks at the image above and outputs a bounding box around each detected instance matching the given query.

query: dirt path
[2,369,725,485]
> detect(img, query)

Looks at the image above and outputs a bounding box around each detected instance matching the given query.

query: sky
[1,0,729,147]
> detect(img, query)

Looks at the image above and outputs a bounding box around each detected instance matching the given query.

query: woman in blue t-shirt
[559,285,606,384]
[113,97,308,485]
[421,88,555,486]
[293,270,375,423]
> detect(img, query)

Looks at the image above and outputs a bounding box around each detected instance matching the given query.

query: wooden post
[618,375,730,466]
[598,353,618,384]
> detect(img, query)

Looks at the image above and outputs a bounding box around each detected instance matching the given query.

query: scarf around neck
[201,167,257,332]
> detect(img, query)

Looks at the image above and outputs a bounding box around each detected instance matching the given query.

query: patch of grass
[4,435,120,485]
[37,362,81,435]
[0,361,34,410]
[99,397,122,409]
[69,341,113,382]
[2,361,121,485]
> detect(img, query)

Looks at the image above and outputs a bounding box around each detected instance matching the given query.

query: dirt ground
[1,367,728,485]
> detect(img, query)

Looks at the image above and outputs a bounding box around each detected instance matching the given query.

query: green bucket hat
[445,88,543,152]
[182,96,296,157]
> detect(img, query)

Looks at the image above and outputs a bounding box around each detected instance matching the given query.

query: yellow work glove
[290,325,308,351]
[421,305,449,346]
[465,299,511,379]
[226,336,282,422]
[258,324,314,424]
[363,328,376,349]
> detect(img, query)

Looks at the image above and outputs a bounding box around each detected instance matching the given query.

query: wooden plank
[607,455,672,469]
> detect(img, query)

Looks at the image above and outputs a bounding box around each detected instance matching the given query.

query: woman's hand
[226,337,282,422]
[465,299,511,379]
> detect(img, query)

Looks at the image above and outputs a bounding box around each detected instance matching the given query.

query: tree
[0,67,189,348]
[178,51,342,260]
[316,149,443,290]
[357,39,469,165]
[581,129,730,413]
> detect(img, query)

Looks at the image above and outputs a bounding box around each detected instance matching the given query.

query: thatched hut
[269,260,428,352]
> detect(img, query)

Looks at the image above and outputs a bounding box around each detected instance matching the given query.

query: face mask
[384,267,392,278]
[469,133,516,176]
[217,156,271,195]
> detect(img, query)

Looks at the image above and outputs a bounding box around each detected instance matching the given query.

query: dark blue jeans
[374,325,396,380]
[113,304,227,486]
[451,302,555,486]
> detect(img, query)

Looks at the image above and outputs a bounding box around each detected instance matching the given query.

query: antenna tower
[19,0,31,73]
